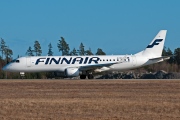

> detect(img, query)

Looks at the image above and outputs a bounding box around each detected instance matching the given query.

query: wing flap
[78,62,120,71]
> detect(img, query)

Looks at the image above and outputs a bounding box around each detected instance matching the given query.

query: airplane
[3,30,170,79]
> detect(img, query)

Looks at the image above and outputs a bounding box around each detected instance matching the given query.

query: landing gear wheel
[88,74,94,79]
[80,75,86,79]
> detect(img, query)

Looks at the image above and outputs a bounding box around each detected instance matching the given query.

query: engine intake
[65,68,79,77]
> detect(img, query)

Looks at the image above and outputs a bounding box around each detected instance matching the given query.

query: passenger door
[26,57,31,67]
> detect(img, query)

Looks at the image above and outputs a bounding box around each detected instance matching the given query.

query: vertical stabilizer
[142,30,167,58]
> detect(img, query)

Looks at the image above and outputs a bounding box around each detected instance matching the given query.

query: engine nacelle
[65,68,80,77]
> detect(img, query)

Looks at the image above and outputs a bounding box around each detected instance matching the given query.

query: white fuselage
[3,55,154,72]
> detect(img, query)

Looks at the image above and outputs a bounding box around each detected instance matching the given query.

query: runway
[0,79,180,120]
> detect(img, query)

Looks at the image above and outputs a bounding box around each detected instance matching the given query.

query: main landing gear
[88,74,94,79]
[80,74,94,79]
[80,75,86,79]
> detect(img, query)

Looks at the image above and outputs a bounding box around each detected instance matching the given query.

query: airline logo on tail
[146,39,163,48]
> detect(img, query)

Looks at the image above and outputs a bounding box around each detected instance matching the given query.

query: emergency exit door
[132,56,136,66]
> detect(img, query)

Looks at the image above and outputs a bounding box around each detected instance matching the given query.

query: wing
[78,62,121,71]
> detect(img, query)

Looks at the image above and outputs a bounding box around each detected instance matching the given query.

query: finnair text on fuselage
[35,57,100,65]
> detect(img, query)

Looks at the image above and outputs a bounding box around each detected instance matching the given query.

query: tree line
[26,37,106,57]
[162,47,180,66]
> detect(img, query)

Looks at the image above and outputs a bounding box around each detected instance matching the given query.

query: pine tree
[26,46,34,56]
[162,47,174,64]
[4,47,13,63]
[162,46,167,56]
[166,48,174,64]
[85,48,93,55]
[174,48,180,65]
[96,48,106,55]
[0,38,6,59]
[34,40,42,56]
[57,37,70,56]
[48,43,53,56]
[78,43,85,55]
[70,48,78,56]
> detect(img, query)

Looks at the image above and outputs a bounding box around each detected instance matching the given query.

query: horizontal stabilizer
[149,56,171,61]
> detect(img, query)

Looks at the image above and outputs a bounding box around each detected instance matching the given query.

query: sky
[0,0,180,58]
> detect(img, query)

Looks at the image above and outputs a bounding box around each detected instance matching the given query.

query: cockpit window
[11,59,20,63]
[16,60,20,63]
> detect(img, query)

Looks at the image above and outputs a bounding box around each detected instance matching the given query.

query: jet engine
[65,68,80,77]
